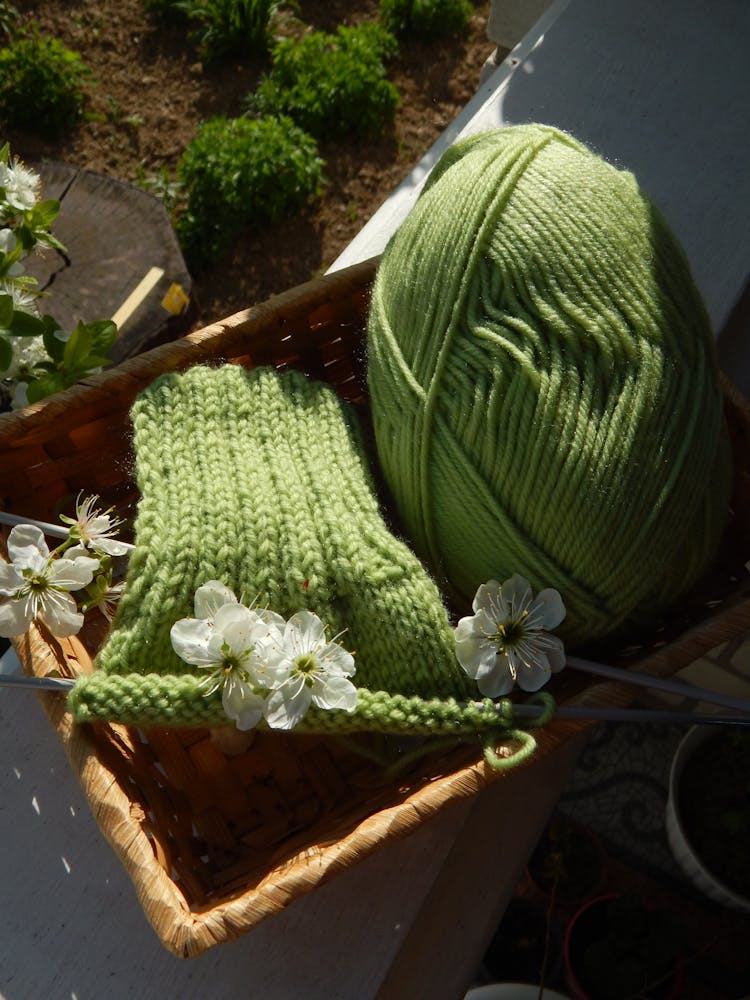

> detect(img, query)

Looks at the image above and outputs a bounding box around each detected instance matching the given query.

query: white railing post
[481,0,553,82]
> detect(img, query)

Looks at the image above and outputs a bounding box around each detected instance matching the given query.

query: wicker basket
[3,256,750,957]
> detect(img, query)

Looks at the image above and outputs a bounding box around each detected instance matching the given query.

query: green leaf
[77,354,109,369]
[62,321,92,370]
[87,319,117,354]
[0,293,14,328]
[0,334,13,373]
[8,309,46,337]
[42,324,66,363]
[26,198,60,229]
[25,373,66,405]
[35,231,67,253]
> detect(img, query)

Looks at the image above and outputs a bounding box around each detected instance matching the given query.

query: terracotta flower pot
[666,725,750,913]
[527,815,606,906]
[563,893,683,1000]
[482,896,564,988]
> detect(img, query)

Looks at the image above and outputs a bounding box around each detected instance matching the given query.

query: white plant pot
[665,725,750,913]
[465,985,571,1000]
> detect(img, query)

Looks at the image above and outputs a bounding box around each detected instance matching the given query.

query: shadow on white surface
[0,688,448,999]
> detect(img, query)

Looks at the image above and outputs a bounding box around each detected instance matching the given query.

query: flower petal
[320,641,356,677]
[541,633,566,673]
[170,618,215,665]
[312,674,358,712]
[471,579,501,615]
[528,588,566,630]
[213,601,263,634]
[7,523,49,566]
[476,655,515,698]
[454,615,480,642]
[0,598,32,637]
[94,537,131,557]
[286,610,326,651]
[222,681,265,731]
[63,544,90,561]
[257,608,286,630]
[500,573,533,618]
[194,580,238,620]
[516,650,552,692]
[41,590,84,637]
[220,609,272,663]
[49,556,99,590]
[0,562,24,596]
[455,634,497,680]
[265,679,312,730]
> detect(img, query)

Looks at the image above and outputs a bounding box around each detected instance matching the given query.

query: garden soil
[7,0,495,329]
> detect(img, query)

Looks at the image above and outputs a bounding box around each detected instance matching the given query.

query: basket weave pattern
[3,257,750,956]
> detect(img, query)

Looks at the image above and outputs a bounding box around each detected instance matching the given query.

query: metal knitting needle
[0,674,75,691]
[0,510,70,540]
[0,510,134,552]
[511,703,750,728]
[0,674,749,728]
[2,508,747,714]
[565,654,750,715]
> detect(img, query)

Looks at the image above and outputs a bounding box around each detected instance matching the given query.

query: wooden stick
[111,266,165,329]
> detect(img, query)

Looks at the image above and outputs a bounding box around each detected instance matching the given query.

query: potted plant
[527,814,606,906]
[666,725,750,912]
[466,985,571,999]
[563,893,683,1000]
[481,895,565,991]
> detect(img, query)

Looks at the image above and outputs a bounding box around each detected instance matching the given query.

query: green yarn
[367,124,732,645]
[71,364,519,734]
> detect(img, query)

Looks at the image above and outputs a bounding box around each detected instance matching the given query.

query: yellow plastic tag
[161,283,190,316]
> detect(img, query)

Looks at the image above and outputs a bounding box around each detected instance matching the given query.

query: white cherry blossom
[263,610,357,730]
[0,159,41,213]
[60,493,130,557]
[0,524,99,637]
[170,599,283,731]
[454,574,566,696]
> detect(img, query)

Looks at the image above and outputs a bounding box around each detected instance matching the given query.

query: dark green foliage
[139,0,182,15]
[0,2,20,41]
[246,23,399,141]
[379,0,472,40]
[573,895,683,1000]
[0,30,90,137]
[141,0,282,59]
[176,115,325,269]
[180,0,283,59]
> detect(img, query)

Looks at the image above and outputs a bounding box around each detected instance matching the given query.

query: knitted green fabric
[69,364,502,733]
[367,124,732,645]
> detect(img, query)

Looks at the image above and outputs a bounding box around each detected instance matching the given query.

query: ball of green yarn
[367,124,732,645]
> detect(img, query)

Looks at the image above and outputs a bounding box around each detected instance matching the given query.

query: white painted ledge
[330,0,750,345]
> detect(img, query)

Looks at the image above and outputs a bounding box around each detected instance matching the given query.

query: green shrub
[139,0,194,43]
[0,2,20,41]
[246,23,399,141]
[178,0,283,60]
[379,0,472,40]
[139,0,181,16]
[176,115,325,269]
[0,30,90,137]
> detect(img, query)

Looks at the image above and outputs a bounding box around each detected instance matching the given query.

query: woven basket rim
[4,257,750,957]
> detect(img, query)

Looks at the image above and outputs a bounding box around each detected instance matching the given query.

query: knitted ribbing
[71,673,516,734]
[367,124,732,645]
[69,365,478,728]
